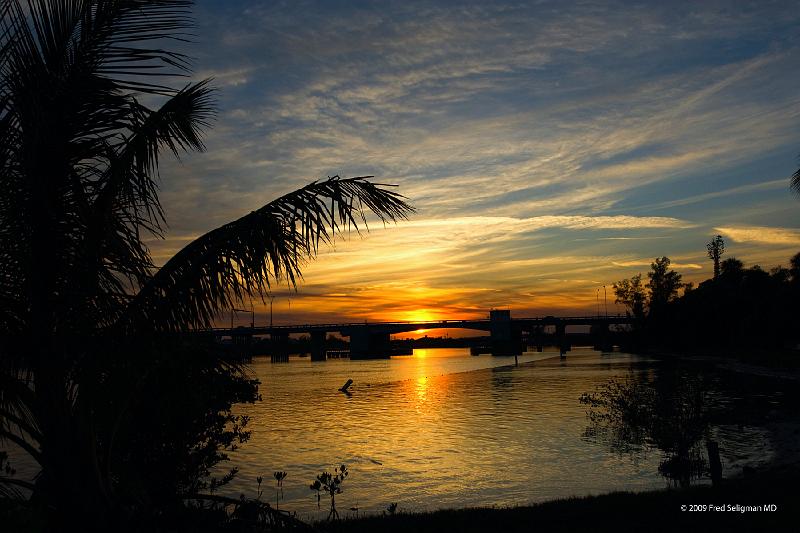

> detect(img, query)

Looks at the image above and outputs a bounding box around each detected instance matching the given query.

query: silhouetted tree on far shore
[647,257,683,312]
[789,252,800,284]
[613,274,647,320]
[720,257,744,277]
[646,250,800,354]
[707,235,725,279]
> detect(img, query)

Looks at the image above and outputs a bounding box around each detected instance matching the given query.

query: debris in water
[339,379,353,393]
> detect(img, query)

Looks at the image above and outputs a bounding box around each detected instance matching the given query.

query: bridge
[205,310,634,360]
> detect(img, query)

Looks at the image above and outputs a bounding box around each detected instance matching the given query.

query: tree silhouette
[790,252,800,285]
[0,1,413,527]
[706,235,725,279]
[612,274,647,320]
[647,257,683,312]
[720,257,744,277]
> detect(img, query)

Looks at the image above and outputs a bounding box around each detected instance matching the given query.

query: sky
[149,0,800,328]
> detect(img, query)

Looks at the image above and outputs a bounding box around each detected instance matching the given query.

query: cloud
[193,66,256,88]
[146,1,800,323]
[633,179,789,211]
[715,226,800,246]
[611,260,703,269]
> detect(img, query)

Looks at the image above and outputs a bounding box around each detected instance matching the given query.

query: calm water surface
[220,348,776,519]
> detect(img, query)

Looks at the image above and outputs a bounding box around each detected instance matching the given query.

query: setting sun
[403,309,441,323]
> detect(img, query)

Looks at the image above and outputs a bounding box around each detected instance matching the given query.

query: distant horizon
[217,247,795,328]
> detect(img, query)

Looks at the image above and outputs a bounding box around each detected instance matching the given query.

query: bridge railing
[202,314,632,334]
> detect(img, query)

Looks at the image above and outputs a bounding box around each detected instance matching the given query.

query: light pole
[596,288,600,317]
[268,295,275,328]
[603,285,608,318]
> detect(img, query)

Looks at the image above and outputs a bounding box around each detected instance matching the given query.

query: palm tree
[706,235,724,279]
[0,0,413,526]
[793,162,800,197]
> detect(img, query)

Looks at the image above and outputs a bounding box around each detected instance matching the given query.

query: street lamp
[596,288,600,317]
[268,295,275,328]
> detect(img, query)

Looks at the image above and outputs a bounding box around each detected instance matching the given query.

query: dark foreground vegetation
[0,1,411,531]
[318,467,799,533]
[612,245,800,366]
[3,465,798,532]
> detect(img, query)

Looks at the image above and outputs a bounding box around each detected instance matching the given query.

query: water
[5,348,788,519]
[220,348,775,520]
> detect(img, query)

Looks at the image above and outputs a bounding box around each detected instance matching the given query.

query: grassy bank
[317,467,798,533]
[2,464,797,532]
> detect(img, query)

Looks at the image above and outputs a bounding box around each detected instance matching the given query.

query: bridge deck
[205,315,633,336]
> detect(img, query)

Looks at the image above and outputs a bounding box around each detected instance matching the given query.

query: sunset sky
[150,0,800,327]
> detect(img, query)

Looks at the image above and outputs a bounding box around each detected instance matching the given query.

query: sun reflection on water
[416,375,429,405]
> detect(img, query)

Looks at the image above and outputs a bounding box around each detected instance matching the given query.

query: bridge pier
[348,329,391,359]
[270,331,289,362]
[310,331,327,361]
[591,323,612,352]
[556,322,571,356]
[490,310,523,356]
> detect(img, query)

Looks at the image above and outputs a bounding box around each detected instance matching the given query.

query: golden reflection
[416,376,429,404]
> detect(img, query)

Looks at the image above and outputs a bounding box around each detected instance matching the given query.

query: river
[218,348,787,520]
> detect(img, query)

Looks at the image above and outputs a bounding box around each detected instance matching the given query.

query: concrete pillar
[349,328,391,359]
[270,331,289,363]
[310,331,327,361]
[489,309,522,356]
[531,326,544,352]
[556,322,570,356]
[227,330,254,360]
[592,322,611,352]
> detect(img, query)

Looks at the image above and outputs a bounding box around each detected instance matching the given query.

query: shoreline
[4,465,797,532]
[314,464,799,532]
[644,349,800,381]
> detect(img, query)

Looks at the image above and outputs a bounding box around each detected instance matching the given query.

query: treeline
[613,241,800,355]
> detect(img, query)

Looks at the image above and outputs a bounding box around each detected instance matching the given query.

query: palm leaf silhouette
[0,0,414,523]
[125,176,412,333]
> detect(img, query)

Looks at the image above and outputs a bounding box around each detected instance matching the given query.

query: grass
[317,467,799,533]
[2,467,797,532]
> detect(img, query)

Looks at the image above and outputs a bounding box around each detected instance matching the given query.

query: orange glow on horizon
[402,309,441,323]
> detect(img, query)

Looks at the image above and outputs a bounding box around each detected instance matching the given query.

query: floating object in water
[369,458,383,465]
[339,379,353,393]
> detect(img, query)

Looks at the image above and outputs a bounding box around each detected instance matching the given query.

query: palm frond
[22,0,196,94]
[77,80,215,306]
[0,1,216,333]
[792,163,800,197]
[0,372,42,465]
[122,176,415,333]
